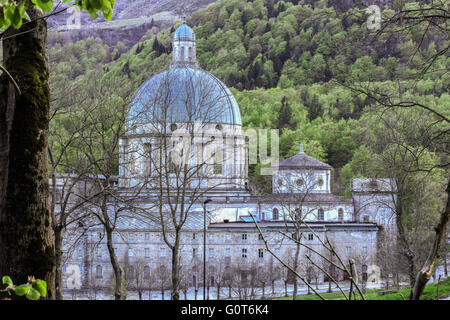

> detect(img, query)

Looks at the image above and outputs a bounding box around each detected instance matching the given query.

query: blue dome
[128,68,242,126]
[174,24,195,41]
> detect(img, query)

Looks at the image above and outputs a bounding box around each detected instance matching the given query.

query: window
[308,234,314,241]
[273,208,279,221]
[192,248,197,258]
[144,266,150,279]
[362,246,368,255]
[242,233,247,241]
[144,143,152,176]
[212,152,223,175]
[128,248,134,257]
[225,248,231,257]
[193,233,196,240]
[145,248,150,258]
[362,265,368,282]
[242,248,247,258]
[317,178,324,187]
[160,247,166,258]
[258,249,264,259]
[168,151,178,174]
[129,232,134,243]
[346,247,351,255]
[145,233,150,241]
[338,208,344,221]
[363,215,370,222]
[96,248,101,258]
[277,178,283,186]
[96,265,102,279]
[296,179,304,187]
[318,209,325,221]
[258,234,263,240]
[209,248,214,259]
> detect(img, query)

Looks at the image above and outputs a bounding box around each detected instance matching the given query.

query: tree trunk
[0,7,55,299]
[171,235,181,300]
[217,285,220,300]
[410,179,450,300]
[106,226,122,300]
[54,226,63,300]
[396,195,416,288]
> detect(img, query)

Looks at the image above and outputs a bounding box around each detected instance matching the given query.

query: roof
[276,151,332,170]
[209,221,379,232]
[174,23,195,41]
[258,192,352,204]
[127,67,242,126]
[90,211,208,232]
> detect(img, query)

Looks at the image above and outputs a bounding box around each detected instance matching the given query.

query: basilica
[61,18,397,298]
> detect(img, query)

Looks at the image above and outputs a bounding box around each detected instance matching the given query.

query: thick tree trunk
[0,7,55,299]
[410,179,450,300]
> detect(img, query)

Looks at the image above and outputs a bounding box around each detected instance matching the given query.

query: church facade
[61,19,397,297]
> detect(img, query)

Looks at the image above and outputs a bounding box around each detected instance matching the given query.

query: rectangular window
[193,248,197,258]
[225,248,231,257]
[144,143,152,176]
[145,248,150,258]
[193,233,196,240]
[258,234,263,240]
[258,249,264,259]
[308,234,314,241]
[242,248,247,258]
[160,247,166,258]
[242,233,247,241]
[362,246,368,255]
[209,248,214,259]
[145,233,150,241]
[96,248,101,258]
[346,247,351,255]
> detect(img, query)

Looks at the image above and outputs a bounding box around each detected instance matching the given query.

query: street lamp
[203,198,212,300]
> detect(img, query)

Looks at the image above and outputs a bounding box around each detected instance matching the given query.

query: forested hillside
[49,0,449,196]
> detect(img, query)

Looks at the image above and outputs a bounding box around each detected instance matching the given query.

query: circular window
[170,123,178,132]
[317,178,324,187]
[277,178,283,186]
[296,179,304,187]
[215,124,223,131]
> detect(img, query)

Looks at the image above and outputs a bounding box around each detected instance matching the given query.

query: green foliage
[1,276,47,300]
[0,0,115,30]
[47,0,448,198]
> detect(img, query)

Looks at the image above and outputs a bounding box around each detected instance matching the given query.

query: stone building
[60,19,396,298]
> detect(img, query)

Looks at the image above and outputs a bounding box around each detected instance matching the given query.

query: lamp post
[203,198,212,300]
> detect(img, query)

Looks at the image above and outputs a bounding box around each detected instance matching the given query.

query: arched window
[362,265,368,282]
[273,208,279,220]
[96,265,102,279]
[338,208,344,221]
[188,46,193,60]
[144,266,150,279]
[318,208,324,221]
[180,46,185,60]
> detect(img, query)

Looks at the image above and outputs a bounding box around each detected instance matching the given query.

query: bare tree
[126,67,243,300]
[338,1,449,300]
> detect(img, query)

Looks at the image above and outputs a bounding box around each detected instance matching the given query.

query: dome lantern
[171,13,198,68]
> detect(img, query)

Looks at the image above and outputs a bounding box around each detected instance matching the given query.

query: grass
[276,277,450,300]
